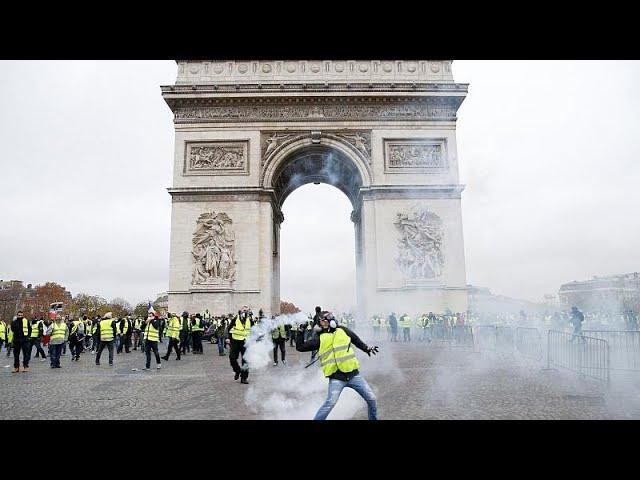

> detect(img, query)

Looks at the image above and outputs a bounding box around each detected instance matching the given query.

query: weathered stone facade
[162,60,469,316]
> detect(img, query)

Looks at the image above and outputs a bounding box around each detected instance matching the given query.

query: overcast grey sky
[1,60,639,312]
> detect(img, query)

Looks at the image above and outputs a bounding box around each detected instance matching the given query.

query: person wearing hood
[296,311,379,420]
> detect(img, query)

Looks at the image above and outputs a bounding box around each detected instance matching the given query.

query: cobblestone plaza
[2,340,639,420]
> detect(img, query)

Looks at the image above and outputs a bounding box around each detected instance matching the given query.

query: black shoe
[176,357,181,360]
[240,379,249,384]
[234,372,240,380]
[161,356,169,361]
[95,362,100,366]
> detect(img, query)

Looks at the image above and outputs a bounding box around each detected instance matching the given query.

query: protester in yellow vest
[0,319,7,354]
[161,314,182,362]
[225,307,253,384]
[11,311,32,373]
[29,317,47,360]
[271,316,287,366]
[6,320,14,358]
[46,314,68,368]
[143,312,163,370]
[95,312,117,366]
[296,311,379,420]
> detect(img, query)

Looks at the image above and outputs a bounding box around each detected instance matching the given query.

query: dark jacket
[388,314,398,332]
[30,319,43,339]
[296,326,370,381]
[11,317,32,341]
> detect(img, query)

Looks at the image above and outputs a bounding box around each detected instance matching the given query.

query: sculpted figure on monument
[192,212,236,285]
[394,208,444,279]
[189,145,245,170]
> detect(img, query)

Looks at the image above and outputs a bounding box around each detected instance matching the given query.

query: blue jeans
[50,344,63,367]
[217,334,226,354]
[314,374,378,420]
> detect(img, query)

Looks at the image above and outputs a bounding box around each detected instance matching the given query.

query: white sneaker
[282,360,287,365]
[156,364,162,369]
[273,362,278,366]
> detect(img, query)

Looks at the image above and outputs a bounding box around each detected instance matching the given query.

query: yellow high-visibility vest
[318,328,359,378]
[30,320,41,338]
[167,317,181,340]
[271,324,286,340]
[230,316,251,341]
[145,321,159,342]
[50,322,67,342]
[100,319,114,341]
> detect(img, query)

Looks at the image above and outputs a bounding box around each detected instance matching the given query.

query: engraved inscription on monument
[394,207,444,280]
[184,141,249,175]
[384,139,447,173]
[192,212,237,286]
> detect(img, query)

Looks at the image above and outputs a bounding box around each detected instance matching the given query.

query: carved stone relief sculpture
[192,212,236,285]
[185,142,248,175]
[394,207,444,279]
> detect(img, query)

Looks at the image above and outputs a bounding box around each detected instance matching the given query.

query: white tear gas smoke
[242,312,393,419]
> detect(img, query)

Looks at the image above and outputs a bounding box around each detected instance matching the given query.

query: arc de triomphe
[162,60,468,317]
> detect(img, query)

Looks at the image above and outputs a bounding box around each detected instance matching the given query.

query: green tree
[134,302,149,318]
[71,293,107,318]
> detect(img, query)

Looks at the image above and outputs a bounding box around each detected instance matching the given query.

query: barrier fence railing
[582,330,640,371]
[472,326,610,387]
[472,325,498,352]
[496,326,515,354]
[515,327,543,361]
[546,330,610,386]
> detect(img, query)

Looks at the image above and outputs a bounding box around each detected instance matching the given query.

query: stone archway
[163,60,469,317]
[263,139,369,313]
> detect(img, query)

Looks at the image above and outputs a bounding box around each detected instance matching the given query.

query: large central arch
[163,60,469,317]
[265,139,370,312]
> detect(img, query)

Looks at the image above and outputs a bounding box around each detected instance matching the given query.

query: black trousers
[229,339,248,380]
[273,338,286,363]
[145,340,161,368]
[13,339,31,368]
[70,336,84,358]
[179,331,190,353]
[31,338,47,358]
[164,337,181,359]
[96,340,114,364]
[192,331,203,353]
[117,333,131,353]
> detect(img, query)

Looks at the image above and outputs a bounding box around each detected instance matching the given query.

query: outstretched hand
[367,346,379,356]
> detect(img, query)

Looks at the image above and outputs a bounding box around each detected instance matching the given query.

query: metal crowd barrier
[515,327,543,361]
[546,330,610,386]
[452,325,474,346]
[496,326,515,354]
[473,325,498,352]
[582,330,640,371]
